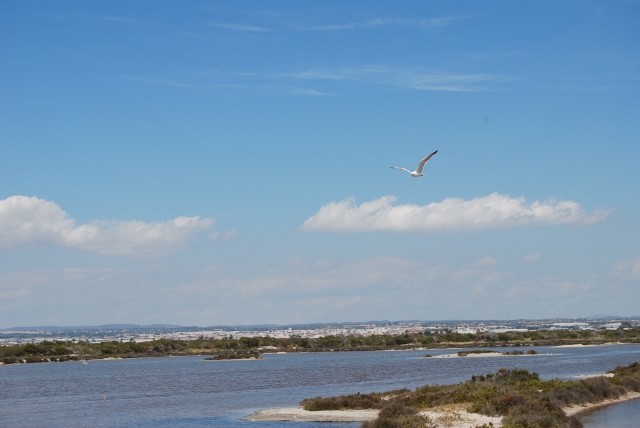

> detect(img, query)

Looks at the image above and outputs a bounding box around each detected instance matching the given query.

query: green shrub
[362,402,433,428]
[301,392,387,411]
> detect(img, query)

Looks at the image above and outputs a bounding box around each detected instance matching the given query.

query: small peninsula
[251,362,640,428]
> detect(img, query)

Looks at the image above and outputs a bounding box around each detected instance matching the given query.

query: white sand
[246,407,379,422]
[420,406,503,428]
[563,391,640,417]
[555,342,623,348]
[430,351,538,358]
[247,405,502,426]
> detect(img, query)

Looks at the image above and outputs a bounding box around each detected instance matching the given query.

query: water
[1,344,639,427]
[581,398,640,428]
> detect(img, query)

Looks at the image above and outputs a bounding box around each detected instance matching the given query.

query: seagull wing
[390,166,412,174]
[415,150,438,174]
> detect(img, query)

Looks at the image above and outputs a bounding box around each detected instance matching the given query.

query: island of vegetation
[295,362,640,428]
[1,327,638,365]
[204,350,261,361]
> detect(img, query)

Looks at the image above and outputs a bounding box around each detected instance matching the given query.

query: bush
[362,402,433,428]
[502,398,578,428]
[494,368,540,385]
[301,392,386,411]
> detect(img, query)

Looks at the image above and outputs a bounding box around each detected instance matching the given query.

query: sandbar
[430,351,539,358]
[247,405,502,426]
[246,407,379,422]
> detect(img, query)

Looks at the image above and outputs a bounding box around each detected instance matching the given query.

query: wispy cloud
[204,15,468,33]
[300,16,467,31]
[119,75,194,88]
[395,72,496,92]
[281,66,500,92]
[207,20,272,32]
[301,193,610,233]
[97,15,162,27]
[613,257,640,279]
[160,255,514,322]
[119,65,500,94]
[285,86,336,96]
[0,288,32,300]
[98,16,148,25]
[0,196,215,256]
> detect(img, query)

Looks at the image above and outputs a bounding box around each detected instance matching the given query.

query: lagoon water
[1,344,639,427]
[580,397,640,427]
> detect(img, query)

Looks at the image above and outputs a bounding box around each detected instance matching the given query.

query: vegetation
[1,328,638,365]
[300,362,640,428]
[204,350,261,360]
[362,401,433,428]
[301,389,409,411]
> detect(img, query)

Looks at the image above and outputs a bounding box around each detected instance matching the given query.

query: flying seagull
[390,150,438,177]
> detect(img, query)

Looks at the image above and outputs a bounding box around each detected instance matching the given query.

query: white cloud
[0,196,214,256]
[208,229,238,241]
[301,193,610,233]
[613,257,640,279]
[523,253,542,263]
[475,256,497,267]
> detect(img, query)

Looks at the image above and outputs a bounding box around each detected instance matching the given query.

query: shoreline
[247,391,640,426]
[245,407,379,422]
[564,391,640,418]
[429,351,542,359]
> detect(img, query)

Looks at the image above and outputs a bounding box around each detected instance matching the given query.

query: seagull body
[390,150,438,177]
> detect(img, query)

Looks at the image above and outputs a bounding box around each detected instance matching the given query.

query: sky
[1,1,639,327]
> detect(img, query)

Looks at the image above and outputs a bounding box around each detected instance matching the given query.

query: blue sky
[1,1,639,327]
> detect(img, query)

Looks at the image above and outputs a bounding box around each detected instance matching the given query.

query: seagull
[390,150,438,177]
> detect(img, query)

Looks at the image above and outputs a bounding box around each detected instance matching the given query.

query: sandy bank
[246,407,379,422]
[430,351,539,359]
[420,405,503,428]
[564,391,640,417]
[555,342,623,348]
[246,406,502,426]
[246,405,502,426]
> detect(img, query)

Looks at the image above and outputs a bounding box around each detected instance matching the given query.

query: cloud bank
[0,196,214,256]
[301,193,609,232]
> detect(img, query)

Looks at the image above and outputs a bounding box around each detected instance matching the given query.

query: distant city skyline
[3,316,637,346]
[1,1,639,327]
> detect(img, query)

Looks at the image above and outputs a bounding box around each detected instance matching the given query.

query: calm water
[1,344,639,427]
[581,398,640,428]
